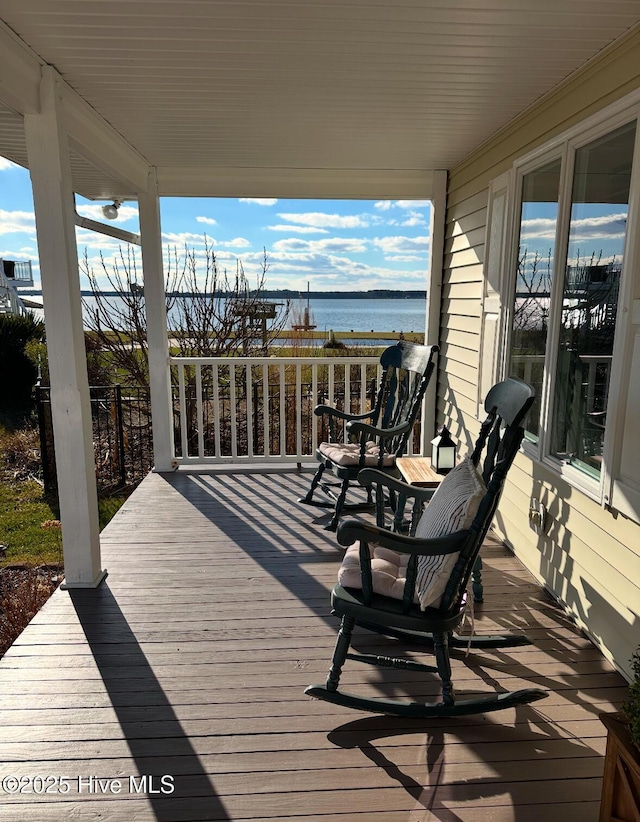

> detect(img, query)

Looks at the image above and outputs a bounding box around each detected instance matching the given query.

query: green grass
[98,495,128,530]
[0,481,128,567]
[0,481,62,566]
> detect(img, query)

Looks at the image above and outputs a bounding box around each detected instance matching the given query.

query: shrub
[0,314,45,413]
[624,649,640,751]
[0,427,41,483]
[0,567,61,658]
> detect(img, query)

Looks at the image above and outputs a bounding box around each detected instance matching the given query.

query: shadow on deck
[0,467,627,821]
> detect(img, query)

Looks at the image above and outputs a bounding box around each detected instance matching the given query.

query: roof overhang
[1,3,640,201]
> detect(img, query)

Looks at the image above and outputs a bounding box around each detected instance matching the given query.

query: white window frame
[503,90,640,508]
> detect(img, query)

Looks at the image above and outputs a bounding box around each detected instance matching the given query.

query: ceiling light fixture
[102,200,121,220]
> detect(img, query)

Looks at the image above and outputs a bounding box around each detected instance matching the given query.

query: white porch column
[423,169,447,453]
[138,168,174,471]
[24,67,105,588]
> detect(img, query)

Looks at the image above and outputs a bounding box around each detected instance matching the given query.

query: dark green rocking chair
[299,341,438,531]
[306,377,548,717]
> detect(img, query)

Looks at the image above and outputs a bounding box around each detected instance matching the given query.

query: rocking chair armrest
[336,518,469,557]
[313,405,375,422]
[346,419,410,440]
[357,468,438,504]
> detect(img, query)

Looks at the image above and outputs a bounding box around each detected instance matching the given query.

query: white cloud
[400,211,428,228]
[76,203,139,224]
[373,235,430,254]
[277,212,369,229]
[239,198,278,206]
[76,228,123,252]
[0,209,36,236]
[161,232,209,246]
[520,217,558,241]
[1,248,37,263]
[0,157,20,171]
[385,254,424,262]
[196,216,217,226]
[267,224,329,235]
[244,248,428,291]
[395,200,430,209]
[521,213,628,242]
[272,237,368,254]
[570,213,628,241]
[374,200,430,211]
[217,237,251,248]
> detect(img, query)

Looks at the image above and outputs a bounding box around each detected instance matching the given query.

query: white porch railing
[510,352,612,416]
[170,355,425,465]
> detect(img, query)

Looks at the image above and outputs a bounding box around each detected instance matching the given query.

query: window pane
[551,121,636,477]
[509,159,562,442]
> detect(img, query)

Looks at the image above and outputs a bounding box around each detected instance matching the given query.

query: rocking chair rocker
[305,377,548,717]
[299,341,438,531]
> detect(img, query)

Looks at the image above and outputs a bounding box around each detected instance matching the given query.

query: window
[550,123,636,478]
[509,159,562,442]
[505,118,638,491]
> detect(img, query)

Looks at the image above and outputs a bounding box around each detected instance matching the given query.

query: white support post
[24,66,105,588]
[423,169,447,454]
[138,169,175,471]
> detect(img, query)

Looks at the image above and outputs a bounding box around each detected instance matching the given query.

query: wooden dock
[0,467,626,820]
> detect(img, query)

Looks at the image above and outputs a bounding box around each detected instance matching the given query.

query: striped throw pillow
[415,457,485,609]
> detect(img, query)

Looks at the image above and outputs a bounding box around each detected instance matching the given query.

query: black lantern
[431,426,456,474]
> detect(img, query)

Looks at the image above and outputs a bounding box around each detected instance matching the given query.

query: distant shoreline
[261,290,426,300]
[21,289,427,300]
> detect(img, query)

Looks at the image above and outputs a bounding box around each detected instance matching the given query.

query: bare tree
[80,242,290,388]
[513,247,553,339]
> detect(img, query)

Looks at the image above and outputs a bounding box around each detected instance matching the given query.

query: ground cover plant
[0,424,127,657]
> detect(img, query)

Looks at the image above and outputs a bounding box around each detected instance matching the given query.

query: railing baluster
[586,358,596,415]
[344,361,351,419]
[328,363,335,407]
[230,363,238,458]
[263,362,269,457]
[195,363,204,459]
[246,364,253,459]
[212,363,221,459]
[178,362,188,459]
[407,373,415,455]
[360,363,366,415]
[312,362,318,453]
[296,362,302,458]
[279,363,286,457]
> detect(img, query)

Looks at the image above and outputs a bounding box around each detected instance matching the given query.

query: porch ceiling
[1,1,640,199]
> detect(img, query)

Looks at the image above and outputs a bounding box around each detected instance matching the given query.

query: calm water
[292,298,426,333]
[31,296,427,335]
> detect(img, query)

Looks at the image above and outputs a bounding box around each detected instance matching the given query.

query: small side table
[394,457,444,533]
[396,456,443,488]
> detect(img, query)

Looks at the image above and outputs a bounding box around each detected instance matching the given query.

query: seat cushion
[337,457,485,610]
[338,542,419,603]
[318,440,395,467]
[414,457,486,608]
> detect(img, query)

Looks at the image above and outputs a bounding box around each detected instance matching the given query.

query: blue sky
[0,156,432,292]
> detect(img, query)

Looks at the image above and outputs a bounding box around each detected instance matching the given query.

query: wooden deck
[0,467,627,821]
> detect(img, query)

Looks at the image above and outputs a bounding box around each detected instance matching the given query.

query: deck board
[0,467,625,821]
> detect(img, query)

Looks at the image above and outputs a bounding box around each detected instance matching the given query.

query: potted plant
[599,649,640,822]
